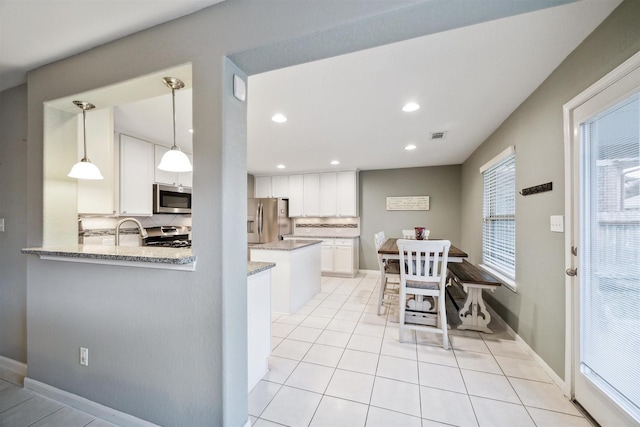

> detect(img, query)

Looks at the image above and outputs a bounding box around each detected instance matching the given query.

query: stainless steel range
[144,226,191,248]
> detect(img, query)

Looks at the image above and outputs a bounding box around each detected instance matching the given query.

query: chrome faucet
[115,218,148,246]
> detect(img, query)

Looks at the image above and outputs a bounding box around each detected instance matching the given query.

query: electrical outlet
[80,347,89,366]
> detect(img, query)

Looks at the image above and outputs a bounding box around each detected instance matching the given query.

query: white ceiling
[0,0,621,175]
[246,0,621,175]
[0,0,224,92]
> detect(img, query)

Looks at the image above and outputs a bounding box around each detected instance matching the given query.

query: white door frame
[562,49,640,397]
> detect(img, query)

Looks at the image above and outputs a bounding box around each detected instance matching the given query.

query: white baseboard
[487,305,566,392]
[24,378,160,427]
[0,355,27,377]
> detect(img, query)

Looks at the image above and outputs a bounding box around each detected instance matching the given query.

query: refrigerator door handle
[257,203,263,237]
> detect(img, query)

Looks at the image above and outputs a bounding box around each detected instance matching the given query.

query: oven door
[153,184,192,214]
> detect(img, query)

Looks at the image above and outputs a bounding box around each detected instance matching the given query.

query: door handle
[566,267,577,277]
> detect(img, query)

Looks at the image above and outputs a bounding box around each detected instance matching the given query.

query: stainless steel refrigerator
[248,198,291,244]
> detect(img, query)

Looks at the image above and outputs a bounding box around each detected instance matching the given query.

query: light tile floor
[0,271,595,427]
[0,368,116,427]
[250,271,595,427]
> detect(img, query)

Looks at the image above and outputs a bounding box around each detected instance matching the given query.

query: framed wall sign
[386,196,430,211]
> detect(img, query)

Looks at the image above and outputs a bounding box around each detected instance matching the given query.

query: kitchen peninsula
[247,261,275,391]
[250,239,321,314]
[22,245,196,271]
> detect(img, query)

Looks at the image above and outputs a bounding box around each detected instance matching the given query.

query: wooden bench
[447,260,501,333]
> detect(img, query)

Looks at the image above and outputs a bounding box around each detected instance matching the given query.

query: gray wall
[22,1,509,426]
[0,85,28,364]
[1,0,621,425]
[460,0,640,378]
[247,174,255,198]
[359,165,461,270]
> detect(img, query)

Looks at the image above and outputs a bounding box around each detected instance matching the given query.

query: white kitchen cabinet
[154,145,193,187]
[320,240,334,272]
[337,170,358,217]
[288,175,304,217]
[178,153,193,187]
[320,172,337,216]
[264,170,357,218]
[120,135,154,216]
[77,108,115,215]
[271,175,289,198]
[283,236,359,277]
[254,176,272,198]
[333,239,355,274]
[303,173,320,216]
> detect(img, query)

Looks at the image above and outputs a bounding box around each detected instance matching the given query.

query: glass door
[570,64,640,426]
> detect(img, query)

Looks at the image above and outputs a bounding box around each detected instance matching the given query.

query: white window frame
[480,145,517,291]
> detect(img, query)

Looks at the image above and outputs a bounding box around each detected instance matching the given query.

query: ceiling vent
[430,131,446,140]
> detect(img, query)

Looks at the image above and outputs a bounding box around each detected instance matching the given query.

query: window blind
[580,92,640,420]
[482,152,516,279]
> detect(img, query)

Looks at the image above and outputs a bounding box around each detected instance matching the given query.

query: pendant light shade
[68,101,104,180]
[158,77,192,173]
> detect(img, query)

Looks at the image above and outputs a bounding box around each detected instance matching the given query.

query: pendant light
[68,101,104,180]
[158,77,192,173]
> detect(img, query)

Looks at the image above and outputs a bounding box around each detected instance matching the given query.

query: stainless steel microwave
[153,184,192,214]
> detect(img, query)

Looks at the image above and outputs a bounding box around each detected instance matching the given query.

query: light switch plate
[0,218,4,232]
[233,74,246,102]
[550,215,564,233]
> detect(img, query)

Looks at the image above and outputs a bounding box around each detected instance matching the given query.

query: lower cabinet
[284,236,359,277]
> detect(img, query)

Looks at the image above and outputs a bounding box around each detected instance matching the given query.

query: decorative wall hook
[520,182,552,196]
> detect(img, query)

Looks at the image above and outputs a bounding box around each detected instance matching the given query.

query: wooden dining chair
[401,229,415,239]
[374,231,400,315]
[397,239,451,349]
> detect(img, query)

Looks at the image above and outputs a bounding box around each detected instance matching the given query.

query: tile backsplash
[293,217,360,237]
[80,214,191,245]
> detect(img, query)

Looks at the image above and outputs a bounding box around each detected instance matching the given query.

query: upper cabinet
[337,170,358,217]
[120,135,154,216]
[77,108,115,215]
[254,175,290,199]
[271,175,289,198]
[303,174,321,216]
[288,175,304,217]
[254,176,272,198]
[255,171,358,217]
[154,145,193,187]
[320,172,337,216]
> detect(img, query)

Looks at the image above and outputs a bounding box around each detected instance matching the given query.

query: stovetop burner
[144,226,191,248]
[146,239,191,248]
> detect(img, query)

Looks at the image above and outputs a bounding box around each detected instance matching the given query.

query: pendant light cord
[171,87,177,150]
[82,108,88,161]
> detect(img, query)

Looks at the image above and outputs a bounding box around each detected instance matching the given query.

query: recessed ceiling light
[277,164,286,169]
[331,160,340,165]
[272,113,287,123]
[405,144,417,151]
[188,128,194,134]
[402,102,420,112]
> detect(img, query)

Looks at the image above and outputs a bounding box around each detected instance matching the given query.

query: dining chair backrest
[396,239,451,284]
[401,229,415,239]
[374,231,386,251]
[396,239,451,349]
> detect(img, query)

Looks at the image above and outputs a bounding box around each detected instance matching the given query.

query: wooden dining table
[377,237,468,263]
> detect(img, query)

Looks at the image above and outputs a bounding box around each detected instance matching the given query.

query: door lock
[566,267,577,277]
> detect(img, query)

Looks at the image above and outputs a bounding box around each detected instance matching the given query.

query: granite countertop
[250,239,322,251]
[22,245,196,265]
[247,261,276,276]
